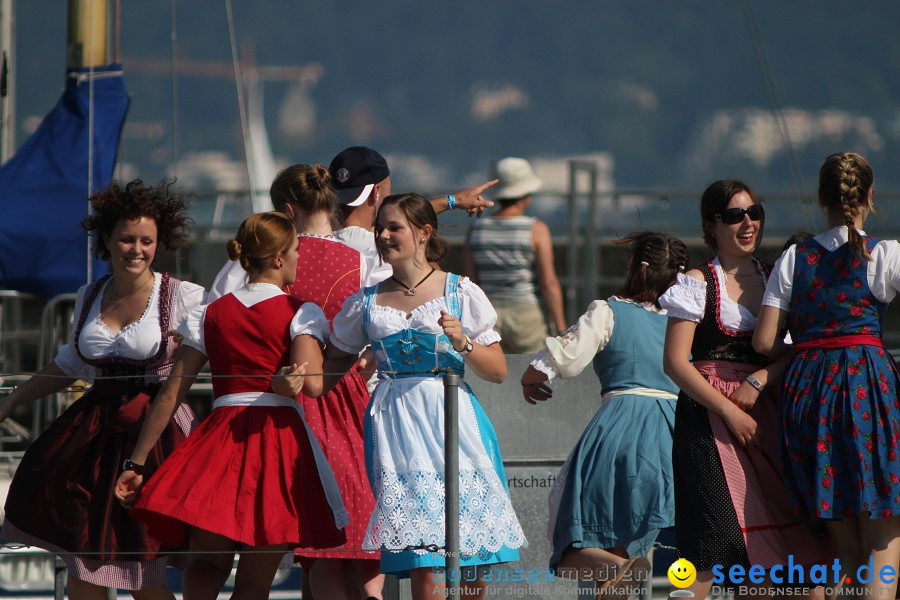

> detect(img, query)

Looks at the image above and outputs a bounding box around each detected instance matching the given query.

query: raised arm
[114,345,207,506]
[430,179,498,217]
[532,220,567,334]
[0,362,76,424]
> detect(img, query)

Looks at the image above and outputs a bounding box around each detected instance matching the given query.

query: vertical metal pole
[581,169,600,306]
[0,0,14,165]
[443,371,460,596]
[566,162,579,325]
[585,167,598,310]
[54,556,66,600]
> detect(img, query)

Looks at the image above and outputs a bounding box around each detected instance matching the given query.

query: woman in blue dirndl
[754,152,900,598]
[520,232,689,597]
[300,193,526,600]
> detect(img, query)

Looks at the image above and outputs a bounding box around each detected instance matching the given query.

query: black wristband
[122,458,145,475]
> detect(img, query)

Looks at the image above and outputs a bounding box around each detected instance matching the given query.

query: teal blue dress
[545,299,677,568]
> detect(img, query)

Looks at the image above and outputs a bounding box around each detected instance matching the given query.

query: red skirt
[295,369,379,565]
[131,405,346,549]
[2,379,190,562]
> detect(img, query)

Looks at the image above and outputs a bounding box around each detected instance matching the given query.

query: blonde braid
[819,152,873,261]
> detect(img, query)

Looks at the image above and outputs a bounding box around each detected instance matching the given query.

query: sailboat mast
[67,0,107,68]
[68,0,109,284]
[0,0,13,164]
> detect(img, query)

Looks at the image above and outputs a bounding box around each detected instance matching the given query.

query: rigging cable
[224,0,257,208]
[86,0,96,285]
[740,0,816,231]
[170,0,179,179]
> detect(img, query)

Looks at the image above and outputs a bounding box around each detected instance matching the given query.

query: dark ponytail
[615,231,690,308]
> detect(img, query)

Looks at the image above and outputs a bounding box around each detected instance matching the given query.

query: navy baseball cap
[328,146,390,206]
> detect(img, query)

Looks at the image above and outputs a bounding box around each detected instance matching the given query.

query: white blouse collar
[814,225,869,251]
[232,282,286,308]
[608,294,665,314]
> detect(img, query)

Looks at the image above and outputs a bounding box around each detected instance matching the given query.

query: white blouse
[763,226,900,310]
[53,273,205,381]
[334,226,393,286]
[180,283,322,355]
[329,276,501,355]
[530,296,662,381]
[658,257,761,332]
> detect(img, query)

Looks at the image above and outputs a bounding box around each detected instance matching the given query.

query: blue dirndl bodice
[363,273,466,379]
[357,272,526,571]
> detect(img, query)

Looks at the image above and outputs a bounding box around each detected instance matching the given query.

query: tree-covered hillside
[11,0,900,191]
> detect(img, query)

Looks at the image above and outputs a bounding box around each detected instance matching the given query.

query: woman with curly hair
[0,179,205,600]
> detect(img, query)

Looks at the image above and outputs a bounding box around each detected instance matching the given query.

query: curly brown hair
[82,179,191,261]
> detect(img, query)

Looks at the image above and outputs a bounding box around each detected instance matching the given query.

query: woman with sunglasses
[753,152,900,598]
[660,180,827,598]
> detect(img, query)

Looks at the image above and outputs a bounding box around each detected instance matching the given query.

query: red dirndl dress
[131,290,347,549]
[286,235,378,564]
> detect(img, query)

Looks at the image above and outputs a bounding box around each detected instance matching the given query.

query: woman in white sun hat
[463,157,566,353]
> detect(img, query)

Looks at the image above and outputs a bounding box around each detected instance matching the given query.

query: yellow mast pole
[0,0,14,164]
[67,0,107,68]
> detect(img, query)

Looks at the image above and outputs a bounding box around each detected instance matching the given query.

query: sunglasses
[709,204,763,225]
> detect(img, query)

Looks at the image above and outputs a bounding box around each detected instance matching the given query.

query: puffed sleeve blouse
[658,257,759,332]
[329,275,502,355]
[53,273,205,381]
[530,297,665,381]
[179,283,329,355]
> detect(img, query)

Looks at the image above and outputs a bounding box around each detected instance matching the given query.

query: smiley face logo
[667,558,697,588]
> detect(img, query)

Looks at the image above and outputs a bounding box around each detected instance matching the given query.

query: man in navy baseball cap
[329,146,392,207]
[328,145,499,258]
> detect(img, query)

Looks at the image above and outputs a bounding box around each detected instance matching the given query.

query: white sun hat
[493,157,542,200]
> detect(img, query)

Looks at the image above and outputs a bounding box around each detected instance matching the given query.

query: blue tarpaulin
[0,65,129,297]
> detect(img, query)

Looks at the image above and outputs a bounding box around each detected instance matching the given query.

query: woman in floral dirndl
[754,152,900,598]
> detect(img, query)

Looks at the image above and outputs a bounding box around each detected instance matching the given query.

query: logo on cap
[336,168,350,183]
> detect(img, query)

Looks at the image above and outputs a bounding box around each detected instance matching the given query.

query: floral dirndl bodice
[789,237,885,342]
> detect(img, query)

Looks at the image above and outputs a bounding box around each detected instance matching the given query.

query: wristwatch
[456,336,473,355]
[122,458,145,475]
[745,375,765,393]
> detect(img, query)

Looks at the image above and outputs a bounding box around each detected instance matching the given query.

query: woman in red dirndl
[115,212,347,599]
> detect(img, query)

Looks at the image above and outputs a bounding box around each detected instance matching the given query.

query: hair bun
[307,164,332,192]
[226,239,242,260]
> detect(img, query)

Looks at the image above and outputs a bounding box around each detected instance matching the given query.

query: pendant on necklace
[404,288,417,296]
